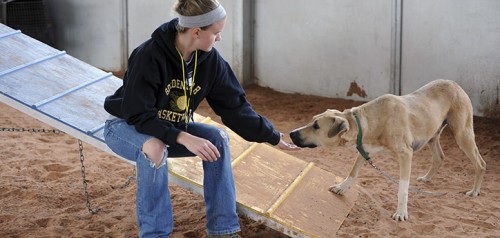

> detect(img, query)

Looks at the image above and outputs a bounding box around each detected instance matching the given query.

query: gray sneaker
[206,233,241,238]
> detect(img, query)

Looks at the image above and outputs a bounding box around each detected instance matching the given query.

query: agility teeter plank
[167,117,255,187]
[266,162,315,216]
[233,144,309,214]
[0,23,357,238]
[0,24,121,159]
[169,126,359,237]
[272,167,357,238]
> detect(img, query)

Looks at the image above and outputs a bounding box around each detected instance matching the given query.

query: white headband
[178,5,226,28]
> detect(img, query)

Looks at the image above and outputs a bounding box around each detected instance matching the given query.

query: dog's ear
[328,117,348,138]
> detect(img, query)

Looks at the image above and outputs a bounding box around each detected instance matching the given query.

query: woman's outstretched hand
[275,133,300,151]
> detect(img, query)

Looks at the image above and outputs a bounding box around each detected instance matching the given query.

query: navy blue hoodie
[104,19,280,146]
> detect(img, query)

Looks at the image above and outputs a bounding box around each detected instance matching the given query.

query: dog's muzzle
[289,131,317,148]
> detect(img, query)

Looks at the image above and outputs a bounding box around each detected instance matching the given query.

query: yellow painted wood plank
[266,162,315,216]
[233,145,308,214]
[272,167,359,238]
[231,143,258,168]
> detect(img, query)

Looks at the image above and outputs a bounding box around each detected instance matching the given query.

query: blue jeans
[104,118,240,237]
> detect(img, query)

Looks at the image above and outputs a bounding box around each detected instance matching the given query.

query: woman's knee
[142,137,166,165]
[209,128,229,148]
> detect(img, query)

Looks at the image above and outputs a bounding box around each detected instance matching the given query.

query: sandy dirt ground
[0,85,499,238]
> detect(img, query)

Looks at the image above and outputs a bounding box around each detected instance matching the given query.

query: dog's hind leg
[446,98,486,196]
[452,125,486,196]
[417,124,446,182]
[329,154,365,195]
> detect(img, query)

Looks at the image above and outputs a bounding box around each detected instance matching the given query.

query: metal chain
[367,159,400,185]
[366,159,447,196]
[2,127,137,212]
[120,167,136,189]
[0,127,64,134]
[78,139,102,214]
[1,127,103,213]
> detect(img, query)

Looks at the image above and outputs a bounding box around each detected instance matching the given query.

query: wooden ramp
[0,23,357,238]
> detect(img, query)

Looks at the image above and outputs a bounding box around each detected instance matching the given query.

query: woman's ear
[192,27,201,39]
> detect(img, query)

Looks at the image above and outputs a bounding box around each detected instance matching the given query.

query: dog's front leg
[393,153,412,221]
[329,154,365,195]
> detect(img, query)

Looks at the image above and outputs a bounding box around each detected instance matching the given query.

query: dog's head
[289,109,350,148]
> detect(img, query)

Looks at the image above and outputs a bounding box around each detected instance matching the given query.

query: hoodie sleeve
[206,54,280,145]
[118,46,182,146]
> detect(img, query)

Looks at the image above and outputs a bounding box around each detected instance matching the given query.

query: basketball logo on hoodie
[176,95,187,111]
[169,90,186,112]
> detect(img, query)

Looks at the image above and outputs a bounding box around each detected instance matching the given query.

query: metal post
[234,0,255,86]
[1,0,17,24]
[391,0,403,95]
[1,1,7,24]
[120,0,129,73]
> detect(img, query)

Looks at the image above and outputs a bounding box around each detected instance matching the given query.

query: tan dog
[289,79,486,221]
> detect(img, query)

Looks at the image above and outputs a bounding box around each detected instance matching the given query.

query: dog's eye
[313,122,320,130]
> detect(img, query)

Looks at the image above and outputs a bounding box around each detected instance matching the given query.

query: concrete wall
[254,0,394,101]
[253,0,499,118]
[48,0,125,72]
[126,0,172,60]
[46,0,245,80]
[401,0,500,118]
[41,0,500,118]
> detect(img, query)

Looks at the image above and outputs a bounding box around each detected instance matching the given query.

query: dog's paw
[416,176,431,182]
[466,189,480,197]
[392,210,408,221]
[329,184,348,195]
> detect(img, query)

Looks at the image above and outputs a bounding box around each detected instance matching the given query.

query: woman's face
[195,17,226,52]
